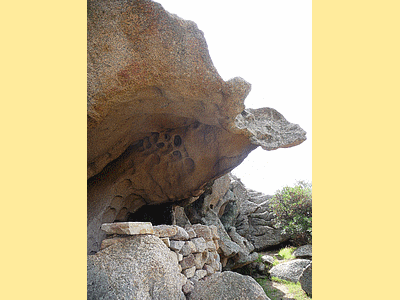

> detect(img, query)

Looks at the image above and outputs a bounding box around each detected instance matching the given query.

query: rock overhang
[87,0,306,253]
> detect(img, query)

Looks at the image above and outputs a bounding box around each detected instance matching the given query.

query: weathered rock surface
[299,262,312,297]
[188,271,270,300]
[235,107,307,150]
[293,244,312,259]
[182,173,289,270]
[87,0,306,254]
[153,224,178,237]
[100,221,154,235]
[235,188,289,251]
[269,259,311,283]
[87,234,186,300]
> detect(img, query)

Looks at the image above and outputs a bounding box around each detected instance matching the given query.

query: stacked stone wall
[100,222,222,296]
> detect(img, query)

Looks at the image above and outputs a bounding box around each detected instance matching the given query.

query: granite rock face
[269,259,311,283]
[187,271,270,300]
[183,173,289,270]
[235,189,289,251]
[293,244,312,259]
[87,0,306,254]
[299,262,312,297]
[87,234,186,300]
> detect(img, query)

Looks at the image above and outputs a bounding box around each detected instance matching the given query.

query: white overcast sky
[158,0,312,195]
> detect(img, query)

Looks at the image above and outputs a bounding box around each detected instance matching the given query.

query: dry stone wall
[98,222,222,297]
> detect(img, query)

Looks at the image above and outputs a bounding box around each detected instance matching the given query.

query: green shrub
[270,180,312,246]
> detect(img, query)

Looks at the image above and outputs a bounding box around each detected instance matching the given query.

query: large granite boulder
[187,271,270,300]
[299,262,312,297]
[87,234,186,299]
[87,0,306,254]
[230,178,290,251]
[293,244,312,259]
[269,259,311,283]
[235,190,289,251]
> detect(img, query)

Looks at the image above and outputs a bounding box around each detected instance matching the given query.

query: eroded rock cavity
[87,0,306,254]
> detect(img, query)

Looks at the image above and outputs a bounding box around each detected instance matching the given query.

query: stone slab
[154,225,179,238]
[100,222,154,235]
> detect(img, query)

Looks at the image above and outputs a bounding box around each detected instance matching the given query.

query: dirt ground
[258,249,297,300]
[263,280,297,300]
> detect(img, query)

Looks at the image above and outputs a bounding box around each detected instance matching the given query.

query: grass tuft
[278,246,296,260]
[255,277,282,300]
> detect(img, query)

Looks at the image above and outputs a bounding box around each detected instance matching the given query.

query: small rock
[256,262,266,272]
[194,252,208,270]
[100,222,154,235]
[170,240,185,252]
[191,224,213,241]
[195,269,207,279]
[205,252,215,265]
[261,255,275,264]
[180,254,196,270]
[184,266,197,278]
[206,240,216,251]
[153,225,178,238]
[209,255,221,272]
[203,264,215,276]
[180,241,197,256]
[176,252,183,262]
[191,237,207,253]
[171,226,190,241]
[172,251,183,262]
[186,227,197,239]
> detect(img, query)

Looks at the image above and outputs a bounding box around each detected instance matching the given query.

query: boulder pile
[180,173,289,270]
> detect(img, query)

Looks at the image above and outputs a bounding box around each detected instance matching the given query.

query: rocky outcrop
[235,189,289,251]
[87,0,306,254]
[299,262,312,297]
[269,259,311,283]
[183,174,258,270]
[87,234,187,300]
[187,271,270,300]
[182,173,289,270]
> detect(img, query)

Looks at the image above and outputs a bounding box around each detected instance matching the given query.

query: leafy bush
[270,180,312,246]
